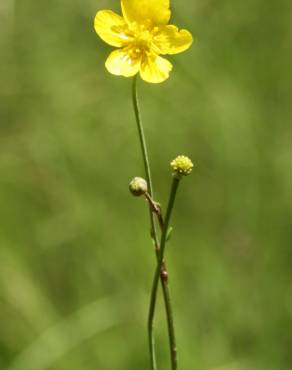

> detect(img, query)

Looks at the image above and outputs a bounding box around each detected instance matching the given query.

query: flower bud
[129,177,148,196]
[170,155,194,177]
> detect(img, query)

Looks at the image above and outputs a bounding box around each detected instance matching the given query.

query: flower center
[134,29,152,50]
[125,23,156,60]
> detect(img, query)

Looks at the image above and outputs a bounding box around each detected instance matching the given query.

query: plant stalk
[132,75,178,370]
[148,177,180,370]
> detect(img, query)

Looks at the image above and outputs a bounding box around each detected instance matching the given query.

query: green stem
[132,77,154,200]
[132,75,158,370]
[148,177,180,370]
[132,76,178,370]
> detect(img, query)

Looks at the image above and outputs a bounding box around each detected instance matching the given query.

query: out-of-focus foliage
[0,0,292,370]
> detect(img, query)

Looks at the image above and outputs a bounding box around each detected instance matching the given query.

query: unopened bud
[129,177,148,196]
[170,155,194,178]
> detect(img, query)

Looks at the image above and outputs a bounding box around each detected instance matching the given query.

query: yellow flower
[94,0,193,83]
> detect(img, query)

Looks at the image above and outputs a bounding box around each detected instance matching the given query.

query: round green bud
[170,155,194,177]
[129,177,148,196]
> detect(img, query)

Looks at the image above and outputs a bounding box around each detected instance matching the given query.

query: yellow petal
[153,25,193,55]
[121,0,170,27]
[94,10,132,47]
[140,54,172,83]
[105,49,140,77]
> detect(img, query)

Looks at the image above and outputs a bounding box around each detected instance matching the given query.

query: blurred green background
[1,0,292,369]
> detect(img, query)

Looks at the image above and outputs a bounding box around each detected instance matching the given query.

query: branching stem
[148,177,180,370]
[132,75,178,370]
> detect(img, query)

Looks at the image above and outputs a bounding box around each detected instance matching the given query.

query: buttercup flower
[94,0,193,83]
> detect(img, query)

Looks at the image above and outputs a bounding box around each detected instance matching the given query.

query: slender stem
[132,75,158,370]
[132,76,158,240]
[132,76,178,370]
[161,278,176,370]
[148,177,180,370]
[145,190,177,370]
[132,76,154,200]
